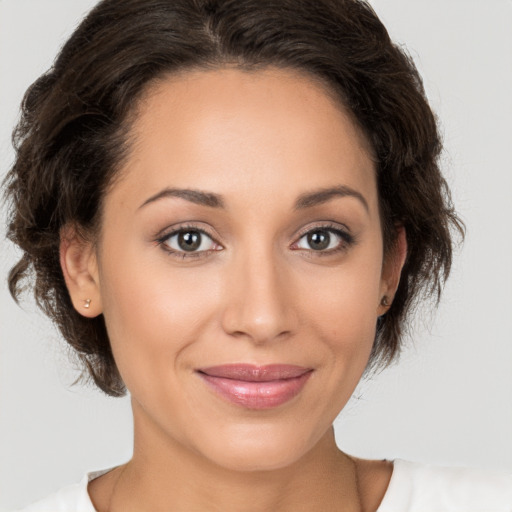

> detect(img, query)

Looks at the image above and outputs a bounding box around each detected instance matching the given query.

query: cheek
[302,252,383,343]
[297,245,384,403]
[98,245,223,384]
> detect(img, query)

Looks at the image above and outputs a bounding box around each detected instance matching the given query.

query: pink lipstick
[197,364,313,409]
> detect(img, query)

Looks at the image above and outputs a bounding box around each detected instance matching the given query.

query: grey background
[1,0,511,509]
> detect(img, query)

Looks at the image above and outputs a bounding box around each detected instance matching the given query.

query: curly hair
[4,0,463,396]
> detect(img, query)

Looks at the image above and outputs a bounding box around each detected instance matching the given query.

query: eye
[293,226,354,254]
[158,227,221,257]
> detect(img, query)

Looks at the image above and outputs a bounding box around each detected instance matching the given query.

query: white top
[14,459,512,512]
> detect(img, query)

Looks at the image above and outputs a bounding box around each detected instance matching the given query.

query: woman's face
[85,67,397,470]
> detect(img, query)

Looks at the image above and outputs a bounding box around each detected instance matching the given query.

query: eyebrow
[293,185,369,212]
[139,185,369,212]
[139,188,225,209]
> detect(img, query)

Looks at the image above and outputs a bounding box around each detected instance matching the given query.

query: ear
[60,224,103,318]
[377,225,407,316]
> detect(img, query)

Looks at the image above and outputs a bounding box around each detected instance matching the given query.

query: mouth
[196,364,313,410]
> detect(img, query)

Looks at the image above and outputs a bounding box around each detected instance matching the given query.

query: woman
[3,0,511,510]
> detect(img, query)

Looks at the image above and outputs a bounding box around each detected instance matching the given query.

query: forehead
[112,66,377,214]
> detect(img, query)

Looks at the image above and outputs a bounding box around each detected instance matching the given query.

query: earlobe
[60,225,102,318]
[378,226,407,316]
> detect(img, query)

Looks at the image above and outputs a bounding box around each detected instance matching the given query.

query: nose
[220,248,297,345]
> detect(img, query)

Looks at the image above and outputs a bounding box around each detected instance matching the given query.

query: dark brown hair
[4,0,463,396]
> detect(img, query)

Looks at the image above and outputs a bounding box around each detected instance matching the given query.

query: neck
[107,404,362,512]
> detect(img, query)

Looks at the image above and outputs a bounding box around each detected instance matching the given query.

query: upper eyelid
[156,223,219,242]
[294,222,352,238]
[162,229,216,244]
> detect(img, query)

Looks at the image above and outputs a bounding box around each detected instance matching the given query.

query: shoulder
[12,469,112,512]
[378,459,512,512]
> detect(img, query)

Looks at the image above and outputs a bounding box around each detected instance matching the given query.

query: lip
[196,364,313,410]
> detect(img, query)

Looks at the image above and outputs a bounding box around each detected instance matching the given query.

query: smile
[196,364,313,410]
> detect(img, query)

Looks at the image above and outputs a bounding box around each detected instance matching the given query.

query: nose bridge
[221,242,295,343]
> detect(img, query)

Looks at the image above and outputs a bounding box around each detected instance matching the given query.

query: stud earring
[381,296,390,307]
[83,299,91,309]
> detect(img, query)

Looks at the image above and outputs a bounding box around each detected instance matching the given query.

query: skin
[61,67,406,511]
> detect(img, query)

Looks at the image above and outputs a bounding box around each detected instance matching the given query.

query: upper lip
[197,364,312,382]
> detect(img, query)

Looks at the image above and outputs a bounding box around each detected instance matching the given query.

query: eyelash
[155,222,355,260]
[292,223,355,258]
[156,224,219,260]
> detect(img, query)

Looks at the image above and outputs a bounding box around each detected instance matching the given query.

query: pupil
[308,230,330,250]
[178,231,201,251]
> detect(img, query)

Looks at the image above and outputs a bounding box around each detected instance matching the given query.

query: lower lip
[198,371,313,410]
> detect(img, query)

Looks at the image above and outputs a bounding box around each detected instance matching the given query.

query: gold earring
[381,296,390,307]
[83,299,91,309]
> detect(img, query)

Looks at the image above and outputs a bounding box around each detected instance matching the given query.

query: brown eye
[307,230,331,251]
[163,229,217,253]
[294,226,353,254]
[178,231,202,251]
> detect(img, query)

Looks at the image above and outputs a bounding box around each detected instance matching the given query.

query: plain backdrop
[1,0,511,510]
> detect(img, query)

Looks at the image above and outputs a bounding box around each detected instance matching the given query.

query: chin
[198,422,323,473]
[210,446,306,473]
